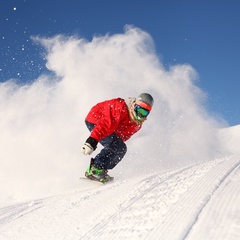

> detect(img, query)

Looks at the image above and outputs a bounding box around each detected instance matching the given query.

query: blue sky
[1,0,239,126]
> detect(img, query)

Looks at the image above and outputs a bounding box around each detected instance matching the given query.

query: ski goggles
[134,104,150,119]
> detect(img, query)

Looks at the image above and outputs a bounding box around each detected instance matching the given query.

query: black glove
[81,137,98,155]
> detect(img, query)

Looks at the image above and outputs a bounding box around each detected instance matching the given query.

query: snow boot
[85,160,112,183]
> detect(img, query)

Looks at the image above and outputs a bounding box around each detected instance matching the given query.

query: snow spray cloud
[0,26,224,204]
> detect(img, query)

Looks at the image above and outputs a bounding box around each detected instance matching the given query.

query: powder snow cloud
[0,26,226,204]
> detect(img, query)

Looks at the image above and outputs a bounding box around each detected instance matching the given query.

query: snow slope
[218,125,240,155]
[0,154,240,240]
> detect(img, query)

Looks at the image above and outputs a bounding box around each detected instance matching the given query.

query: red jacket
[85,98,142,142]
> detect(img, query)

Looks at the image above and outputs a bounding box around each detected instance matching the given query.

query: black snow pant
[85,121,127,170]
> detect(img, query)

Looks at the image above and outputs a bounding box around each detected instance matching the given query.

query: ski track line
[185,163,240,240]
[80,158,226,240]
[147,155,240,240]
[0,200,43,226]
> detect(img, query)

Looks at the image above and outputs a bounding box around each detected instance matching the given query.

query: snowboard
[79,176,114,185]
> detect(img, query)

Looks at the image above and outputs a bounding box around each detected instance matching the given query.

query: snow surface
[1,27,240,239]
[0,153,240,239]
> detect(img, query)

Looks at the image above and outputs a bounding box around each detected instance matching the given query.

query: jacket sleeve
[89,98,124,141]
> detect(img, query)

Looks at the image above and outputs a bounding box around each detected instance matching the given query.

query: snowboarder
[81,93,154,182]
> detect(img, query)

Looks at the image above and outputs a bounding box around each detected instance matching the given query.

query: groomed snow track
[81,156,240,240]
[0,156,240,240]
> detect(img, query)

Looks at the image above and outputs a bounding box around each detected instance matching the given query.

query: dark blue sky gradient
[1,0,240,125]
